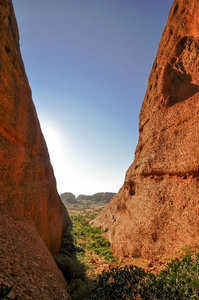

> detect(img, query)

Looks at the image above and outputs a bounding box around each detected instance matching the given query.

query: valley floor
[59,205,199,300]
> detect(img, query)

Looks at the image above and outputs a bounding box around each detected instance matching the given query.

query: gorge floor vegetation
[70,213,117,264]
[89,254,199,299]
[55,208,199,299]
[54,212,117,300]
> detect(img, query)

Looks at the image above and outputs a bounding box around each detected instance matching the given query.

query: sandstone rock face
[0,215,70,299]
[93,0,199,259]
[0,0,70,298]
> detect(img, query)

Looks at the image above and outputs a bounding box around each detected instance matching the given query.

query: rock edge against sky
[93,0,199,259]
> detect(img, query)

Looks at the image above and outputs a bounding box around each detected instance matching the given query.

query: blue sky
[13,0,173,196]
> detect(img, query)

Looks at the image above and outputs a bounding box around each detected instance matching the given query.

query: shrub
[0,285,17,300]
[68,278,95,300]
[0,285,12,300]
[54,224,90,299]
[59,229,76,257]
[140,254,199,299]
[89,265,146,299]
[54,254,85,284]
[89,254,199,299]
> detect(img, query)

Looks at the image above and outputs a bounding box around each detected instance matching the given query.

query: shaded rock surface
[93,0,199,259]
[0,0,70,298]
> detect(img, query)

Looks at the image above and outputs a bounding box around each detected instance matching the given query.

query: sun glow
[39,117,77,194]
[39,117,122,197]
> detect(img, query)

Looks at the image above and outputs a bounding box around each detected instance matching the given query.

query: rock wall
[93,0,199,259]
[0,0,70,298]
[0,215,70,299]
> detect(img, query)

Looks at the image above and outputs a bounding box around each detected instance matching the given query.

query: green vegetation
[55,211,199,299]
[89,265,146,299]
[89,254,199,299]
[54,227,92,300]
[54,229,85,284]
[54,213,117,300]
[71,214,117,263]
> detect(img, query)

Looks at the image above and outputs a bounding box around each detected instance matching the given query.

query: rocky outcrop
[93,0,199,259]
[0,0,70,298]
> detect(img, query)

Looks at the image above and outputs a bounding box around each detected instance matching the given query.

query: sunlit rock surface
[93,0,199,259]
[0,0,70,298]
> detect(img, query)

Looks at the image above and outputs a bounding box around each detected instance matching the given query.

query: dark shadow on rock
[163,63,199,106]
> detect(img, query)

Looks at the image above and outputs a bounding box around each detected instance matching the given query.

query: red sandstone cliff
[0,0,70,298]
[93,0,199,259]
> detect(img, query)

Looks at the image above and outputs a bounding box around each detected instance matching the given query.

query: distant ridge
[60,192,116,213]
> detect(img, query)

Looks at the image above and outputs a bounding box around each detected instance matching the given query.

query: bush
[54,225,91,299]
[140,254,199,299]
[68,278,95,300]
[89,265,146,300]
[0,285,12,300]
[54,254,85,284]
[0,285,17,300]
[59,229,76,257]
[89,254,199,299]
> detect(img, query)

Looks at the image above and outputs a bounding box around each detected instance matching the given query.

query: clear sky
[13,0,173,197]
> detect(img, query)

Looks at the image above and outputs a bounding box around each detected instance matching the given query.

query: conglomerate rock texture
[0,0,70,298]
[93,0,199,259]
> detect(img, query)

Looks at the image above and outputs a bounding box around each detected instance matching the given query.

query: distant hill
[60,192,78,204]
[60,192,116,214]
